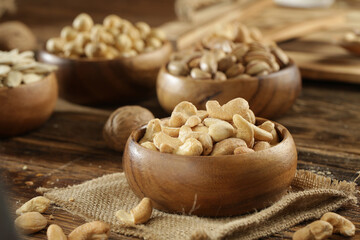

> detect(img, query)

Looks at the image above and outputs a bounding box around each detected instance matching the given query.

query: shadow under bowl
[157,60,301,119]
[123,117,297,217]
[0,72,58,137]
[38,41,172,105]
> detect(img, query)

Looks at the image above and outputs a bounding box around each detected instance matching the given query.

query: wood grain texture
[0,0,359,239]
[156,62,302,118]
[123,118,297,217]
[0,73,58,137]
[38,42,172,105]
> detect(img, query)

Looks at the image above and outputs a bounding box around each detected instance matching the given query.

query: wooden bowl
[0,73,58,137]
[38,41,172,105]
[157,60,301,119]
[123,118,297,217]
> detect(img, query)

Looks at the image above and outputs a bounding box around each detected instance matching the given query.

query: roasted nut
[103,106,154,152]
[185,115,202,127]
[116,197,152,225]
[259,120,278,144]
[169,101,197,127]
[211,138,246,156]
[188,56,201,68]
[179,126,213,155]
[167,60,189,76]
[133,39,145,53]
[233,114,254,147]
[253,141,271,151]
[140,141,158,151]
[149,29,166,41]
[232,44,249,62]
[84,42,107,58]
[253,124,273,142]
[271,46,289,67]
[200,51,217,74]
[60,26,77,41]
[208,121,235,142]
[115,34,132,51]
[293,220,333,240]
[68,221,110,240]
[176,137,203,156]
[103,15,123,29]
[46,38,65,53]
[153,132,182,153]
[15,212,48,234]
[206,98,249,121]
[5,70,22,87]
[192,125,209,134]
[243,109,256,124]
[214,71,227,81]
[217,56,235,72]
[47,224,67,240]
[136,22,151,38]
[146,37,162,49]
[196,110,209,121]
[320,212,355,237]
[246,60,271,75]
[139,119,162,143]
[225,63,245,78]
[16,196,51,215]
[190,68,212,79]
[161,125,180,137]
[234,146,255,154]
[234,24,252,43]
[249,27,262,41]
[0,64,10,76]
[73,13,94,32]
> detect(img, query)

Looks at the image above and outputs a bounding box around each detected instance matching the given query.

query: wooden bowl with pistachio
[157,37,301,119]
[0,50,58,137]
[38,13,172,105]
[123,98,297,216]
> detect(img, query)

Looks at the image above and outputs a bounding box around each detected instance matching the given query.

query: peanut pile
[46,13,167,59]
[139,98,279,156]
[167,24,289,80]
[0,49,57,88]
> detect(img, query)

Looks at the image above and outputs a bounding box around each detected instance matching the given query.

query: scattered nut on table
[46,13,167,59]
[68,221,110,240]
[293,220,333,240]
[16,196,51,215]
[47,224,67,240]
[103,106,155,152]
[14,212,48,234]
[320,212,355,237]
[166,24,289,80]
[0,49,57,88]
[116,197,153,225]
[139,97,280,156]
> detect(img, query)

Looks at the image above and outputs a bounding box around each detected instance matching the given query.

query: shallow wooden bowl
[123,118,297,217]
[157,60,301,119]
[38,41,172,105]
[0,73,58,137]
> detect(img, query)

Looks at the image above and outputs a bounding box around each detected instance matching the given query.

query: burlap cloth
[37,170,358,240]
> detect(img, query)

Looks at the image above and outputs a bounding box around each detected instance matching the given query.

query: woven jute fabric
[37,170,358,240]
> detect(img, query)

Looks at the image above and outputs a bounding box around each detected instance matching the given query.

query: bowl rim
[38,40,172,63]
[0,72,55,93]
[161,59,297,84]
[128,117,292,160]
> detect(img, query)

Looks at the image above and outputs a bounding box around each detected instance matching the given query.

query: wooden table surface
[0,1,359,239]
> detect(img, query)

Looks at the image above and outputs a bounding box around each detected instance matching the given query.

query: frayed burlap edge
[37,170,358,240]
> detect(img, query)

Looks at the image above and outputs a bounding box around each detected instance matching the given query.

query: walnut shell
[0,21,37,51]
[103,106,154,152]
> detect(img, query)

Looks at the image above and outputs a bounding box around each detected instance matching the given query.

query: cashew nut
[253,141,271,151]
[185,115,202,127]
[234,146,255,155]
[207,120,235,142]
[320,212,355,237]
[16,196,51,215]
[179,126,213,155]
[68,221,110,240]
[15,212,48,234]
[293,220,333,240]
[243,109,256,124]
[206,98,249,121]
[169,101,197,127]
[176,138,203,156]
[252,124,273,142]
[161,125,180,137]
[153,132,183,153]
[192,125,209,134]
[140,141,158,151]
[196,110,209,121]
[211,138,246,156]
[47,224,67,240]
[259,120,279,144]
[116,197,153,225]
[139,119,162,144]
[232,114,254,147]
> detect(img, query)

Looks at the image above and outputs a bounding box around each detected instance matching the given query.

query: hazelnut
[103,106,154,152]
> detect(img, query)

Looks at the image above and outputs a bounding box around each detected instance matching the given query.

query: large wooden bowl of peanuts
[38,13,172,105]
[123,98,297,217]
[0,50,58,137]
[157,30,302,119]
